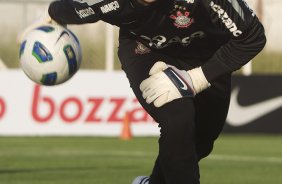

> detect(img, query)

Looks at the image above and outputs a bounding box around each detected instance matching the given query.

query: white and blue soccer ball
[19,24,82,86]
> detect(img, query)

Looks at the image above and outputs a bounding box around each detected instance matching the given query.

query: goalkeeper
[33,0,266,183]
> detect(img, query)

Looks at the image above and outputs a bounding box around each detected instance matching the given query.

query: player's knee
[196,142,214,160]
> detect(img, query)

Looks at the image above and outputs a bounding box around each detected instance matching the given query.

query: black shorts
[118,38,231,159]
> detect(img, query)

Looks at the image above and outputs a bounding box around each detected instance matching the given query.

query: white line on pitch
[207,154,282,164]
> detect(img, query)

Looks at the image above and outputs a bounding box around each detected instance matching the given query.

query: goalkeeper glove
[140,61,211,107]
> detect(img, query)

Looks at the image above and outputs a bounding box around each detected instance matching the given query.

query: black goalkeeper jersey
[48,0,266,81]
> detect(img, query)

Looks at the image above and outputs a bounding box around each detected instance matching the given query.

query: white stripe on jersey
[227,0,245,20]
[73,0,104,6]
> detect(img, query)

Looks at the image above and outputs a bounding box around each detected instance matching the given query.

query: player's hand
[140,61,210,107]
[17,8,62,44]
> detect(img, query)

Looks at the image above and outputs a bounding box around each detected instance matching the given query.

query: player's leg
[149,156,165,184]
[194,74,231,160]
[118,38,200,184]
[153,98,200,184]
[175,58,232,160]
[119,39,165,183]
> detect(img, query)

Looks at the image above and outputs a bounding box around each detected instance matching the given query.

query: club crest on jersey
[170,11,194,28]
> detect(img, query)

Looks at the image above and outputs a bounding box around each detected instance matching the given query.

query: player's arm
[140,0,266,107]
[18,0,156,43]
[48,0,157,25]
[200,0,267,81]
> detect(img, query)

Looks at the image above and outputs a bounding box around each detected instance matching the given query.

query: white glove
[140,61,211,107]
[17,8,62,44]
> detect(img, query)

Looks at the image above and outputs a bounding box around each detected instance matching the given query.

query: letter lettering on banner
[59,97,83,123]
[85,98,103,123]
[32,85,55,123]
[107,98,126,122]
[0,97,6,120]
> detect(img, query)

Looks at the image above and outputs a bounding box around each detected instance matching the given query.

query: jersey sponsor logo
[75,7,95,19]
[227,87,282,127]
[100,1,120,14]
[210,1,243,37]
[73,0,104,6]
[137,31,206,49]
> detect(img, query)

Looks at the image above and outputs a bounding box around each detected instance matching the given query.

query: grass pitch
[0,135,282,184]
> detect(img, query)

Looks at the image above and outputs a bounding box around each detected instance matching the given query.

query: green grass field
[0,135,282,184]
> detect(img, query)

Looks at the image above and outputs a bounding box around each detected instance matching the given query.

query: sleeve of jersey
[48,0,150,25]
[48,0,100,24]
[201,0,267,82]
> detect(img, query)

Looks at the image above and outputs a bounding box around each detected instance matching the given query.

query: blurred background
[0,0,281,73]
[0,0,281,184]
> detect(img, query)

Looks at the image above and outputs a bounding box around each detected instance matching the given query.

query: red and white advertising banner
[1,70,281,136]
[0,70,159,136]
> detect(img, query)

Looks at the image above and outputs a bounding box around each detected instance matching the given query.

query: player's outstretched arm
[200,0,266,82]
[48,0,156,26]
